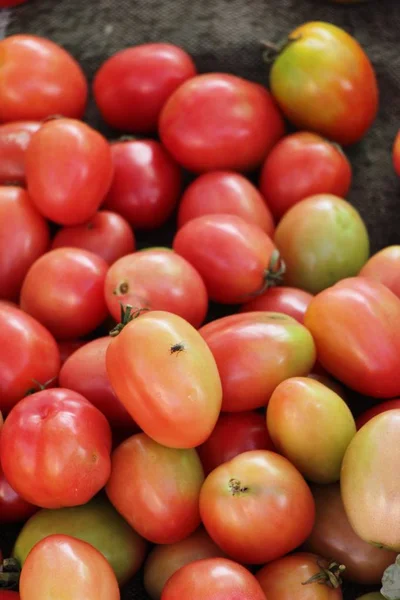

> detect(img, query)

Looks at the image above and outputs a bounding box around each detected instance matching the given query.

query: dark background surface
[2,0,399,598]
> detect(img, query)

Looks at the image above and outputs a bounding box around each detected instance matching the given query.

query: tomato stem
[25,376,57,397]
[109,303,149,336]
[260,34,301,64]
[228,478,249,496]
[250,250,286,298]
[302,560,346,589]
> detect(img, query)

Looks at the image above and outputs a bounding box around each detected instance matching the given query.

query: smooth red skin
[304,277,400,398]
[57,339,86,365]
[173,214,277,304]
[0,593,20,599]
[356,399,400,430]
[0,303,60,415]
[240,286,313,324]
[159,73,285,173]
[0,388,112,509]
[259,131,352,220]
[393,130,400,176]
[0,187,50,301]
[20,247,109,340]
[177,171,275,236]
[0,464,38,524]
[0,35,87,122]
[104,140,182,230]
[161,558,267,600]
[104,249,208,328]
[359,246,400,299]
[25,119,113,226]
[0,121,40,184]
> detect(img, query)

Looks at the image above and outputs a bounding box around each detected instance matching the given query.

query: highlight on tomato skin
[0,121,41,185]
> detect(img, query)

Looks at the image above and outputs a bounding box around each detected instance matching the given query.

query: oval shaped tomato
[200,312,316,411]
[159,73,285,173]
[0,388,112,509]
[356,399,400,430]
[269,22,378,145]
[106,310,222,448]
[393,130,400,176]
[0,121,40,185]
[359,246,400,300]
[240,286,313,323]
[0,464,38,524]
[304,278,400,397]
[200,450,315,564]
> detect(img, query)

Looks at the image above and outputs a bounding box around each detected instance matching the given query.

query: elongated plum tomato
[159,73,285,173]
[393,130,400,176]
[356,399,400,430]
[269,22,378,145]
[25,119,113,226]
[19,534,120,600]
[200,312,316,412]
[104,249,208,329]
[106,310,222,448]
[359,246,400,299]
[0,121,40,185]
[240,286,313,323]
[304,278,400,397]
[0,463,38,524]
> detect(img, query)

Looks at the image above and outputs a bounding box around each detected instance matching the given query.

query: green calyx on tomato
[24,376,56,397]
[228,478,249,496]
[302,560,346,589]
[255,249,286,296]
[261,35,301,64]
[109,303,149,337]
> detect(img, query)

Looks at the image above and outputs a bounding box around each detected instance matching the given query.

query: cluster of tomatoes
[0,15,399,600]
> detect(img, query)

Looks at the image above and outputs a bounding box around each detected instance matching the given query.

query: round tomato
[269,22,378,145]
[359,245,400,299]
[393,131,400,176]
[199,450,315,564]
[0,121,40,185]
[240,286,313,323]
[356,399,400,430]
[0,464,38,524]
[0,35,87,122]
[159,73,285,173]
[0,388,112,509]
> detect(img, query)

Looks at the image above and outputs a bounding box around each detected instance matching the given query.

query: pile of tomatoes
[0,17,399,600]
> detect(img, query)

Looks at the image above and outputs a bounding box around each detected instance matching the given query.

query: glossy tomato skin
[356,399,400,430]
[93,43,196,133]
[104,249,208,329]
[0,388,112,509]
[270,22,378,145]
[304,278,400,397]
[0,464,38,524]
[177,171,275,236]
[0,121,40,185]
[359,245,400,299]
[25,119,113,226]
[159,73,285,173]
[0,35,87,122]
[240,286,313,323]
[200,312,316,411]
[0,186,49,301]
[104,139,182,229]
[393,131,400,176]
[259,132,352,220]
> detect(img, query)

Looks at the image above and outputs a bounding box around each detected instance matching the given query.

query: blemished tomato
[240,286,313,323]
[20,247,109,340]
[177,171,275,237]
[269,22,378,145]
[0,35,87,122]
[104,139,182,230]
[25,118,113,226]
[104,249,208,329]
[359,246,400,299]
[356,399,400,430]
[161,557,267,600]
[393,130,400,176]
[106,310,222,448]
[0,186,49,301]
[19,534,120,600]
[106,433,204,544]
[0,388,112,509]
[159,73,285,173]
[0,121,40,185]
[57,339,86,365]
[304,278,400,397]
[259,132,352,220]
[0,464,38,524]
[200,312,316,412]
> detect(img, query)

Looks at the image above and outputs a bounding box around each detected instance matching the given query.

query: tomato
[359,246,400,299]
[393,130,400,176]
[104,249,208,329]
[307,373,348,401]
[0,463,38,524]
[356,399,400,430]
[0,303,60,415]
[103,139,182,230]
[25,118,113,226]
[200,312,316,411]
[0,35,87,122]
[57,339,86,365]
[177,171,275,237]
[304,278,400,397]
[159,73,285,173]
[259,132,352,220]
[106,310,222,448]
[199,450,315,564]
[93,43,196,133]
[0,388,112,509]
[274,194,369,293]
[161,557,267,600]
[0,187,49,301]
[240,286,313,323]
[19,534,120,600]
[0,121,40,185]
[269,22,378,145]
[20,247,109,340]
[0,593,19,600]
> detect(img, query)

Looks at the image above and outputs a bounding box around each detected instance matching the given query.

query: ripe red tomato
[0,388,112,509]
[269,22,378,145]
[0,121,40,185]
[0,463,38,524]
[199,450,315,564]
[177,171,275,236]
[393,130,400,176]
[356,399,400,430]
[104,249,208,329]
[0,35,87,122]
[57,339,86,365]
[25,118,113,226]
[20,248,109,340]
[240,286,313,323]
[359,246,400,299]
[259,132,352,220]
[103,139,182,230]
[304,278,400,397]
[0,186,49,301]
[159,73,285,173]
